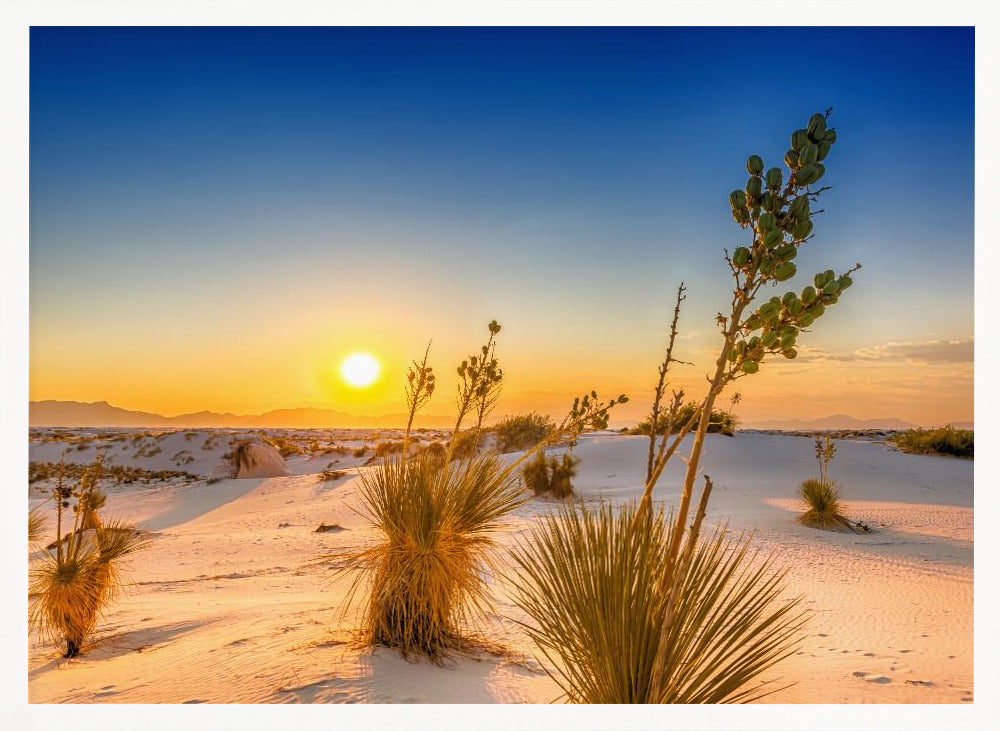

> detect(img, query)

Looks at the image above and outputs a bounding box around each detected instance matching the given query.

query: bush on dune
[630,402,738,437]
[892,426,973,459]
[493,412,555,453]
[797,478,848,530]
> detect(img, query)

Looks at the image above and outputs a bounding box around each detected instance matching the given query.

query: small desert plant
[29,457,150,657]
[509,503,804,703]
[798,478,847,530]
[522,450,579,498]
[631,402,737,438]
[341,453,528,655]
[892,426,973,458]
[522,450,551,495]
[319,469,347,482]
[419,440,448,468]
[29,505,48,545]
[352,445,368,458]
[448,429,481,461]
[493,412,555,453]
[373,440,405,458]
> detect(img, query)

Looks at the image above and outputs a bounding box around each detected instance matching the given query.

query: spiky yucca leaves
[522,450,551,495]
[509,503,805,703]
[29,522,149,657]
[547,453,579,498]
[29,506,48,545]
[798,478,847,530]
[342,451,527,656]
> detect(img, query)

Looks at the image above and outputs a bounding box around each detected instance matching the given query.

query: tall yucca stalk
[29,457,150,657]
[341,452,527,655]
[509,503,805,703]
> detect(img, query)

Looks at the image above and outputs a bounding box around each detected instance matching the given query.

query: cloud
[796,338,974,364]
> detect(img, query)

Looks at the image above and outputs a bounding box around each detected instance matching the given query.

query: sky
[29,27,974,426]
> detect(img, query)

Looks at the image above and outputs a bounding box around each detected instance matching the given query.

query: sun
[340,352,380,388]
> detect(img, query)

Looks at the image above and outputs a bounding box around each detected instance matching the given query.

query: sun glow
[340,352,380,388]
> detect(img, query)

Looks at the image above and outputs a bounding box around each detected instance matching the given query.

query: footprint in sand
[852,671,891,684]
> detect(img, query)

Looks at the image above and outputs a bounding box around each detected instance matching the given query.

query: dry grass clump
[341,453,526,655]
[892,426,973,458]
[493,412,554,453]
[29,458,150,657]
[798,478,848,530]
[319,469,347,482]
[509,503,804,703]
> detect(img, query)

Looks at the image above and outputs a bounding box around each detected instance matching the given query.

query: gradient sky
[29,27,974,426]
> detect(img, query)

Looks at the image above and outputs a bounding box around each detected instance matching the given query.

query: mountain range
[28,400,455,429]
[743,414,972,431]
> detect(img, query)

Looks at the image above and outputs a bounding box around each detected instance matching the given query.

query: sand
[27,429,973,704]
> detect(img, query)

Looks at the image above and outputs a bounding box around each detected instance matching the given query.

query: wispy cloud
[796,338,973,365]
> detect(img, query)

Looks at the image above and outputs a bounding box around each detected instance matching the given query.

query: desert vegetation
[892,426,973,458]
[798,435,870,532]
[338,320,626,657]
[521,449,579,498]
[493,412,555,453]
[29,457,150,657]
[510,110,858,702]
[30,461,196,486]
[629,402,738,438]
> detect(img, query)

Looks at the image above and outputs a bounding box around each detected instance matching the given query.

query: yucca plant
[341,452,527,655]
[522,449,551,495]
[509,503,805,703]
[29,456,149,657]
[798,478,847,530]
[338,319,628,657]
[547,453,579,499]
[28,505,48,545]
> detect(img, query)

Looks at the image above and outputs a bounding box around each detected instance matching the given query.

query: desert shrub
[548,453,579,498]
[319,469,347,482]
[448,430,481,460]
[266,435,304,458]
[374,440,404,458]
[892,426,973,459]
[341,453,526,655]
[509,503,804,703]
[798,478,847,530]
[522,450,579,498]
[630,402,737,437]
[353,445,368,458]
[29,458,150,657]
[29,506,47,544]
[29,462,195,486]
[419,441,448,468]
[493,412,555,453]
[522,450,551,495]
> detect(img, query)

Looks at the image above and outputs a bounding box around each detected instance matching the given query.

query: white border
[1,3,996,729]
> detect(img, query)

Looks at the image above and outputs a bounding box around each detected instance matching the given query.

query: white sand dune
[27,431,972,704]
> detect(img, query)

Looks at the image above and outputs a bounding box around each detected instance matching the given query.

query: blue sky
[29,27,974,423]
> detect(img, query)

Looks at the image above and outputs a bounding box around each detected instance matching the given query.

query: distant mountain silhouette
[745,414,919,430]
[29,400,454,429]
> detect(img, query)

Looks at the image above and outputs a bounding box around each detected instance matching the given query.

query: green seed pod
[747,155,764,176]
[808,113,827,139]
[801,285,817,304]
[799,143,819,166]
[758,211,777,231]
[817,140,832,161]
[782,291,797,307]
[789,298,804,315]
[798,312,815,328]
[782,347,798,360]
[758,302,779,320]
[826,293,839,305]
[813,273,826,289]
[823,269,835,284]
[780,331,797,348]
[746,177,762,197]
[825,128,837,144]
[735,340,747,356]
[744,314,761,330]
[838,274,853,290]
[748,336,761,350]
[810,303,826,319]
[761,331,778,348]
[793,218,813,240]
[733,246,751,267]
[729,190,747,209]
[732,208,749,225]
[764,228,784,248]
[822,279,840,295]
[774,261,797,281]
[812,163,826,182]
[775,244,797,261]
[789,195,810,217]
[765,167,783,189]
[741,360,759,375]
[761,191,774,212]
[784,149,799,168]
[796,164,818,186]
[791,129,809,151]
